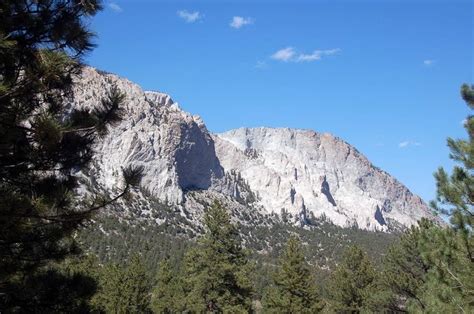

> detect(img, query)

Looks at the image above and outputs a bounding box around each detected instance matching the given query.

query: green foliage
[262,235,323,313]
[94,254,151,313]
[376,219,435,311]
[240,214,397,269]
[77,212,191,271]
[432,83,474,232]
[151,258,185,313]
[326,245,378,313]
[0,1,142,310]
[424,83,474,312]
[183,201,254,312]
[75,192,398,311]
[373,84,474,313]
[411,225,474,312]
[378,219,474,313]
[77,188,397,273]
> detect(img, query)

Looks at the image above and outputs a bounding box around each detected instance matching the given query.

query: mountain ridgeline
[73,67,437,235]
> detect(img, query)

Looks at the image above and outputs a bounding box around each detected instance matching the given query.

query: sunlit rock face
[71,67,225,205]
[214,128,434,231]
[71,67,437,232]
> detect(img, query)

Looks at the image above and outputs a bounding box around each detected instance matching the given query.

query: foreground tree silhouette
[0,1,142,310]
[262,235,323,313]
[183,202,254,313]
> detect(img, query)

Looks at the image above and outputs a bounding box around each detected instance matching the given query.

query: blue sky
[86,0,473,203]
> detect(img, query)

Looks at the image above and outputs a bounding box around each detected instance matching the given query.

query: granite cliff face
[71,67,225,205]
[214,128,432,231]
[71,67,436,232]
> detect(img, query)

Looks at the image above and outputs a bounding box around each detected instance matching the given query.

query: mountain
[214,128,432,231]
[71,67,437,233]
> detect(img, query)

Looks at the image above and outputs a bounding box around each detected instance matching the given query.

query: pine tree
[433,84,474,233]
[151,258,186,313]
[125,254,152,313]
[410,226,473,313]
[327,245,377,313]
[377,219,435,311]
[417,83,474,313]
[375,84,474,313]
[0,1,142,310]
[262,235,323,313]
[95,254,151,313]
[183,201,254,313]
[94,263,125,312]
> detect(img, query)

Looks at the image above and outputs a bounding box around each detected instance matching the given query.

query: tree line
[61,198,473,313]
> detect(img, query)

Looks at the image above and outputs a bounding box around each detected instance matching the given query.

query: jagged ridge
[71,67,438,232]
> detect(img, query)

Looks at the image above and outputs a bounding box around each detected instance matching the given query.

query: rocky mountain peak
[72,67,438,232]
[214,127,436,231]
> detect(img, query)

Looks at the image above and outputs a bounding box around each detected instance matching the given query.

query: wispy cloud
[271,47,341,63]
[423,59,435,66]
[230,16,254,29]
[108,2,122,13]
[177,10,202,23]
[271,47,296,62]
[255,60,267,69]
[399,141,421,148]
[398,141,410,148]
[296,48,341,62]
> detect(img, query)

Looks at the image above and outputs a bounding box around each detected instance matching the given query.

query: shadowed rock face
[320,175,337,207]
[174,122,224,191]
[375,206,387,226]
[71,67,440,232]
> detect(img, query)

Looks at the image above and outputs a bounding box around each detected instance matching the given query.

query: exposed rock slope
[71,67,225,205]
[214,128,433,231]
[72,67,436,232]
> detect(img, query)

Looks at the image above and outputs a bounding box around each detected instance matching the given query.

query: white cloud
[230,16,254,29]
[423,59,435,66]
[398,141,410,148]
[271,47,341,63]
[296,48,341,62]
[399,141,421,148]
[271,47,296,62]
[177,10,202,23]
[108,2,122,12]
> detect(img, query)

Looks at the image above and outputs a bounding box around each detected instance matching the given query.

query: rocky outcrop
[214,128,436,231]
[71,67,438,232]
[71,68,224,204]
